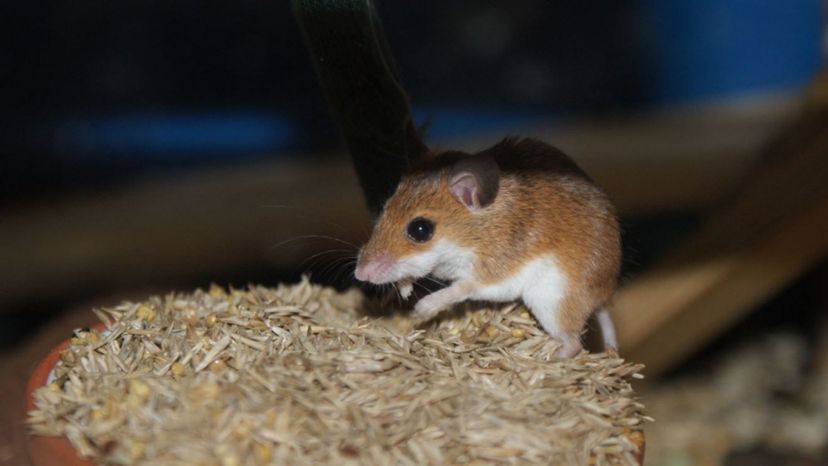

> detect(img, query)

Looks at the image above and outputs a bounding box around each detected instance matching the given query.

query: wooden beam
[614,77,828,376]
[449,93,801,214]
[616,198,828,376]
[0,93,801,310]
[0,157,371,308]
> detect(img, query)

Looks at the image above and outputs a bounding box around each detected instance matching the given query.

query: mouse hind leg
[594,307,618,353]
[523,281,589,358]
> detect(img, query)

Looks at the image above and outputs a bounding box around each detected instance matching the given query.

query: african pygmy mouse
[354,138,620,357]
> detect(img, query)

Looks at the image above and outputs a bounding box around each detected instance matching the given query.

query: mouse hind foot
[554,334,583,358]
[594,307,618,353]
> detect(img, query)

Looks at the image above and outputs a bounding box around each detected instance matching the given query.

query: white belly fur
[470,255,568,338]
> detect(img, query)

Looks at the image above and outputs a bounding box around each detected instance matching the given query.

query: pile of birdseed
[28,278,648,465]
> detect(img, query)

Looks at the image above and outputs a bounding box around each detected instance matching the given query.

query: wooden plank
[0,94,801,310]
[449,93,801,214]
[0,157,371,308]
[613,78,828,376]
[616,197,828,376]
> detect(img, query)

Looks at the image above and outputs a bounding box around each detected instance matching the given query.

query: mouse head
[354,152,500,284]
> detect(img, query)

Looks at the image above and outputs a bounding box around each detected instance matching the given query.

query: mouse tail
[595,308,618,353]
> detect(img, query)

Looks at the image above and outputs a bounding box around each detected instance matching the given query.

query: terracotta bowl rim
[26,326,103,466]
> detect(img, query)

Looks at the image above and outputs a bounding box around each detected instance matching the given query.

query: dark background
[2,1,827,464]
[0,0,823,355]
[2,0,820,203]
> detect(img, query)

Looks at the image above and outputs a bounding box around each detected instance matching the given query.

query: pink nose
[354,252,394,283]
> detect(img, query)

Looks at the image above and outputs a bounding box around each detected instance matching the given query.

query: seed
[60,350,76,364]
[253,442,272,463]
[209,284,226,298]
[183,309,198,325]
[128,441,145,461]
[136,305,156,322]
[210,360,227,373]
[170,362,186,377]
[90,408,104,421]
[193,382,220,400]
[128,379,151,399]
[264,408,278,425]
[232,422,250,440]
[221,453,240,466]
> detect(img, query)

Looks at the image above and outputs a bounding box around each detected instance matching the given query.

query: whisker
[298,249,355,270]
[269,234,360,252]
[389,282,402,309]
[326,258,359,286]
[421,276,447,288]
[412,280,434,294]
[313,256,357,282]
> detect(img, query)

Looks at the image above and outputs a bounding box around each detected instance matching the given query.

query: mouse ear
[448,155,500,210]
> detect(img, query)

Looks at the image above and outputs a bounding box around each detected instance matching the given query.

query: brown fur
[360,137,621,338]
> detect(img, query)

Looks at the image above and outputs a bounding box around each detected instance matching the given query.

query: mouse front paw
[412,294,443,321]
[398,280,414,300]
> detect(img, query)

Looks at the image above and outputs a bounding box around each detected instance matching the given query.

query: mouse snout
[354,251,395,283]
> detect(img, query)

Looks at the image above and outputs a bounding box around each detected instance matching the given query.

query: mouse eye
[406,217,435,243]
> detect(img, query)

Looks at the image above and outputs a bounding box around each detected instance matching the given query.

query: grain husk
[29,278,648,465]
